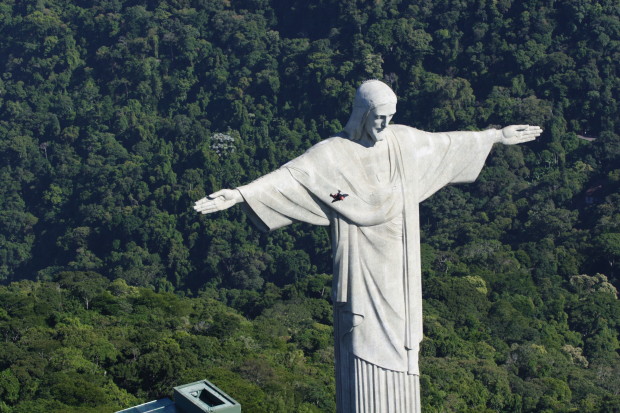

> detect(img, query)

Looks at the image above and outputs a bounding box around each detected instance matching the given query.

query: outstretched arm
[193,189,244,214]
[498,125,543,145]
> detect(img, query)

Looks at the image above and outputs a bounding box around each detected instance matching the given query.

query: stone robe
[237,124,497,412]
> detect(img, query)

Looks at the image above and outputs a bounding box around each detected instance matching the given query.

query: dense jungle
[0,0,619,412]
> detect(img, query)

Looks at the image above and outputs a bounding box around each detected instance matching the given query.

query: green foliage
[0,0,619,411]
[0,279,339,411]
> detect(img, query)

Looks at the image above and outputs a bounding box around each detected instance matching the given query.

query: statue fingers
[193,198,207,210]
[194,198,219,213]
[514,132,539,143]
[196,201,221,214]
[194,197,213,210]
[194,189,239,214]
[503,134,535,145]
[529,126,543,136]
[522,127,542,139]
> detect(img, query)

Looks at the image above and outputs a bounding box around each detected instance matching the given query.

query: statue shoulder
[285,136,346,168]
[305,135,351,154]
[388,124,425,140]
[389,124,420,133]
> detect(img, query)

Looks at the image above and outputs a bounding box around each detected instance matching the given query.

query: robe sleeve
[236,168,331,232]
[397,126,499,202]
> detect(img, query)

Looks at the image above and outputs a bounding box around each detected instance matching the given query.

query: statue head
[343,80,397,142]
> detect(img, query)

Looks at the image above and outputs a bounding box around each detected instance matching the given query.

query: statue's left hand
[500,125,543,145]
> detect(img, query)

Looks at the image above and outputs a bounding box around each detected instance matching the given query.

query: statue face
[364,103,396,142]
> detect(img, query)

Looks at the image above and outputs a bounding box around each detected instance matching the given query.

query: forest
[0,0,619,411]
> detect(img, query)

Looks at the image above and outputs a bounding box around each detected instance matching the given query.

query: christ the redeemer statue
[194,80,542,412]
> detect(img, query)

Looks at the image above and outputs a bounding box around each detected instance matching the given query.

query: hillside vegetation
[0,0,619,412]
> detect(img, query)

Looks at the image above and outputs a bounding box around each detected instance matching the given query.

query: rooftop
[116,379,241,413]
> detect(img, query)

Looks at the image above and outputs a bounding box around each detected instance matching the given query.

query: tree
[56,271,109,310]
[595,233,620,278]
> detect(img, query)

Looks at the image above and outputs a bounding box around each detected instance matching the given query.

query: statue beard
[369,127,387,142]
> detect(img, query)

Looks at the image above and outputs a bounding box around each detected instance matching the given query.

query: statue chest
[355,140,394,185]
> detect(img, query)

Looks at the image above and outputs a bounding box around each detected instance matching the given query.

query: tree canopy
[0,0,619,412]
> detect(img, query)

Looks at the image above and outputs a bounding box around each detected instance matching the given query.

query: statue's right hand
[193,189,243,214]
